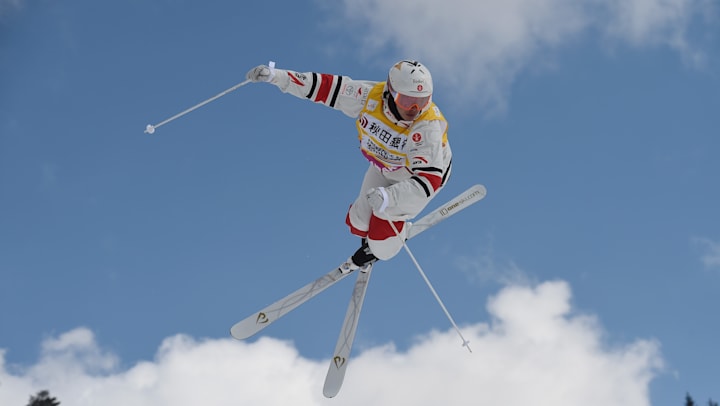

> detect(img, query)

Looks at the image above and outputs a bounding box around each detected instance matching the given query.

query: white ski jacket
[268,68,452,219]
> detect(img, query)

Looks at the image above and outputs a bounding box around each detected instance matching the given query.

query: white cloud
[335,0,711,113]
[455,237,533,285]
[604,0,696,45]
[0,0,22,16]
[695,237,720,269]
[0,281,663,406]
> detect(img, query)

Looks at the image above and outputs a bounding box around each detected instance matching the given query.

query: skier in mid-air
[246,60,452,272]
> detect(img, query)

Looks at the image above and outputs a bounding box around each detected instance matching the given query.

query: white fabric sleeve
[269,68,376,118]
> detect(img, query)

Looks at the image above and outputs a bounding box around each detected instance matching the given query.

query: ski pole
[144,61,275,134]
[388,219,473,353]
[144,79,251,134]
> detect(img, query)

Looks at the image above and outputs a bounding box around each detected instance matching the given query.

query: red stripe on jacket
[314,74,334,104]
[418,172,443,191]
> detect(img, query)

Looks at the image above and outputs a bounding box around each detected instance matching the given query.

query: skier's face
[387,82,430,121]
[396,104,420,121]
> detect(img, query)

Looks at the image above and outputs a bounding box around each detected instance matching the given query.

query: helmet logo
[388,60,432,98]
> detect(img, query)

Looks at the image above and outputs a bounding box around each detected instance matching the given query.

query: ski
[230,184,487,340]
[323,265,373,398]
[231,265,350,340]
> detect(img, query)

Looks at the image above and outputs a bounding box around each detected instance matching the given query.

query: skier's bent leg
[366,215,407,261]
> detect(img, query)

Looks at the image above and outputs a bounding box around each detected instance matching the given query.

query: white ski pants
[345,165,439,260]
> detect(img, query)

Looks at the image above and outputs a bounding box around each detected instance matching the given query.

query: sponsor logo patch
[343,84,360,98]
[412,156,429,166]
[289,72,304,86]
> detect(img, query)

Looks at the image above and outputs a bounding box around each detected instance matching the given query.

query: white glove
[246,65,275,82]
[366,187,389,214]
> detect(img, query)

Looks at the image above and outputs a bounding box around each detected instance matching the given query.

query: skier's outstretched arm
[247,64,375,118]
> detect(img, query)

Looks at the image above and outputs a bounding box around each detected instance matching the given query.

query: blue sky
[1,0,718,405]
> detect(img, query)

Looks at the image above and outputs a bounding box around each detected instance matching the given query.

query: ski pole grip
[268,61,276,79]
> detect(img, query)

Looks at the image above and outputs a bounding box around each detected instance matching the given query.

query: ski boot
[338,238,377,274]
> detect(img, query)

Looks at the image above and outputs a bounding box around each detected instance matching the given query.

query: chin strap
[383,90,405,122]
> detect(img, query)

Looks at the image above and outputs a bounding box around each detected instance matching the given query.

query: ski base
[230,268,350,340]
[229,184,486,341]
[323,265,373,398]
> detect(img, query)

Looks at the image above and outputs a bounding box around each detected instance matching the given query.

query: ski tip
[470,183,487,198]
[229,323,255,340]
[229,329,247,340]
[323,385,341,398]
[323,357,348,398]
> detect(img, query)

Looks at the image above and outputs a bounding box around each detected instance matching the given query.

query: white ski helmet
[387,60,433,112]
